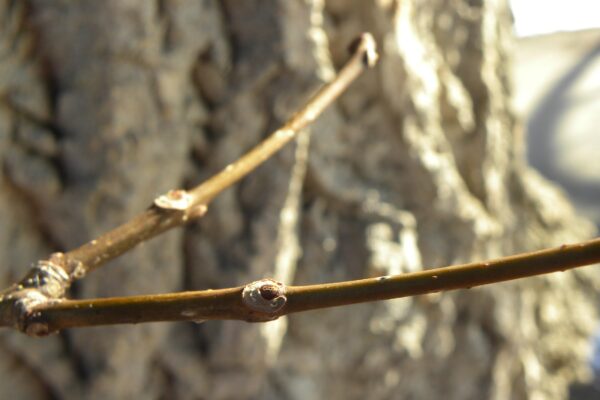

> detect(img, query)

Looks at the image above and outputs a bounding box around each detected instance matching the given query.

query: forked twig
[0,33,378,335]
[1,33,599,337]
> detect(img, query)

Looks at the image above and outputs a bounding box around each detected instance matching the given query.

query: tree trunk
[0,0,596,399]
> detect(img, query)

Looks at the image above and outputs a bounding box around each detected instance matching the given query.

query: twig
[21,238,600,335]
[0,33,379,335]
[5,31,597,338]
[67,32,378,277]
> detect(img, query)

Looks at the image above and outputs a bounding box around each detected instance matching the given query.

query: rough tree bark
[0,0,597,399]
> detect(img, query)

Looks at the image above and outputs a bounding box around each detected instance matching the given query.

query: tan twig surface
[24,238,600,333]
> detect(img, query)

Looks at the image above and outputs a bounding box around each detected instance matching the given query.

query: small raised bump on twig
[242,279,287,316]
[68,259,86,280]
[154,189,193,211]
[26,254,70,298]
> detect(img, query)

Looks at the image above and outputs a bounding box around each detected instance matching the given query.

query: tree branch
[21,237,600,335]
[0,33,379,335]
[3,31,597,339]
[66,32,378,277]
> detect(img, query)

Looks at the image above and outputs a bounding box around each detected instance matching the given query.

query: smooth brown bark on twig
[24,237,600,334]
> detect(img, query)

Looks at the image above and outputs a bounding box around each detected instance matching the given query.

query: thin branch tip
[349,32,379,68]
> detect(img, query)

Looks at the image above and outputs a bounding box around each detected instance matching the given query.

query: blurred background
[511,0,600,228]
[0,0,599,399]
[510,1,600,398]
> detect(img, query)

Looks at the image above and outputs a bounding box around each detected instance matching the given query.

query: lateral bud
[154,189,193,210]
[242,279,287,321]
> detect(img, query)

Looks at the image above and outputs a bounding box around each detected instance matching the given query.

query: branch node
[242,279,287,320]
[12,291,59,336]
[25,253,70,298]
[0,253,71,335]
[154,189,193,211]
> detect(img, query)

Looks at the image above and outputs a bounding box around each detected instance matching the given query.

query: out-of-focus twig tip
[349,32,379,68]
